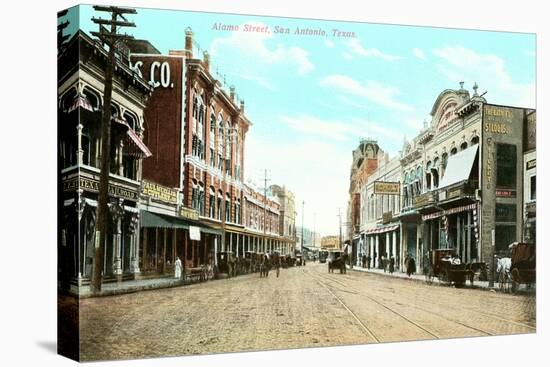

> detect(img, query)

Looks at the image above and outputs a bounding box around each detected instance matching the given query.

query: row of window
[192,93,242,178]
[190,184,242,224]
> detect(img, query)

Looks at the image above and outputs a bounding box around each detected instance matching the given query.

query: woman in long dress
[174,257,182,279]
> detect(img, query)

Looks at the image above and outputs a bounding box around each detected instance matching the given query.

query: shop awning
[365,225,399,235]
[140,211,189,229]
[421,203,477,221]
[438,144,478,189]
[126,128,152,158]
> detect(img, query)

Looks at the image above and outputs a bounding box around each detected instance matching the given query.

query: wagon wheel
[425,267,434,285]
[511,267,520,293]
[440,269,451,286]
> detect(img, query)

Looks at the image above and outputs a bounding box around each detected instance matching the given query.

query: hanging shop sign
[373,181,400,195]
[382,211,393,224]
[526,159,536,170]
[189,226,201,241]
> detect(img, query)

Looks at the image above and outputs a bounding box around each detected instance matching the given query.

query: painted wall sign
[373,181,400,195]
[142,180,178,204]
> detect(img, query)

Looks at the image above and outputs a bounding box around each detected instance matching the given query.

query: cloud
[280,113,404,143]
[413,48,425,60]
[320,74,415,112]
[324,39,334,48]
[210,22,314,75]
[346,39,400,61]
[432,46,535,108]
[337,96,370,111]
[343,52,353,60]
[233,73,278,91]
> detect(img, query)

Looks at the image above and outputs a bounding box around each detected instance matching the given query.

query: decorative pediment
[430,90,461,133]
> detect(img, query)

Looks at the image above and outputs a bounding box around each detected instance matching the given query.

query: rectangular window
[496,143,517,189]
[495,225,516,254]
[530,175,536,201]
[495,204,517,223]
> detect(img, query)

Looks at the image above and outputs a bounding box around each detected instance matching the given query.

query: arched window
[451,147,458,155]
[217,190,223,220]
[191,180,199,210]
[471,136,479,145]
[416,166,423,192]
[209,186,215,218]
[460,141,468,150]
[425,161,432,190]
[198,183,205,216]
[83,86,101,111]
[225,193,231,222]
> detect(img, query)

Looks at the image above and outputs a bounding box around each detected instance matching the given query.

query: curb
[347,266,533,294]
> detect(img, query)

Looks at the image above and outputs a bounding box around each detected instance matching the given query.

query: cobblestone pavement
[65,262,535,361]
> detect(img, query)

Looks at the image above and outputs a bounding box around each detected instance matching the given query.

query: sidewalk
[348,265,536,295]
[72,277,184,298]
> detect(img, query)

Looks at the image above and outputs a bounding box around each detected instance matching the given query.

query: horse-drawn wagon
[328,250,346,274]
[216,251,236,278]
[428,249,471,287]
[509,242,536,293]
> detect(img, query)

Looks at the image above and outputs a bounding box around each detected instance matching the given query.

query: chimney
[240,99,245,114]
[229,85,235,101]
[203,51,210,71]
[185,27,193,59]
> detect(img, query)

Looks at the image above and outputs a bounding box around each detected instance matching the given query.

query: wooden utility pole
[90,6,136,294]
[57,10,69,54]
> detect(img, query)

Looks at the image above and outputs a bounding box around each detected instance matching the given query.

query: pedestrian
[174,256,182,280]
[362,254,367,268]
[389,256,395,274]
[366,254,371,270]
[381,254,386,272]
[407,256,416,277]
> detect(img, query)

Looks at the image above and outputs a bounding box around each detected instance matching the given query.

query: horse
[496,257,512,292]
[259,254,271,278]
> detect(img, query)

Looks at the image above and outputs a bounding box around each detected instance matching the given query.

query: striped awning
[422,202,477,221]
[67,94,93,113]
[127,128,152,158]
[365,225,399,235]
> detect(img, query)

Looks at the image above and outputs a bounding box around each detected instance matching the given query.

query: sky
[61,5,536,237]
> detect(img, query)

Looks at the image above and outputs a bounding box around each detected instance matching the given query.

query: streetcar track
[348,270,537,330]
[303,269,380,343]
[308,269,443,339]
[316,267,534,334]
[315,270,496,336]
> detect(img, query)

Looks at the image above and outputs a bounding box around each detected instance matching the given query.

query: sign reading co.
[131,60,173,89]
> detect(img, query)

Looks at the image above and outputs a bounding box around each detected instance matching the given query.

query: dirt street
[67,262,535,361]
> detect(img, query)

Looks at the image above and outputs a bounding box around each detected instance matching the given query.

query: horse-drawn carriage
[427,249,469,287]
[328,250,346,274]
[509,242,536,293]
[216,251,236,278]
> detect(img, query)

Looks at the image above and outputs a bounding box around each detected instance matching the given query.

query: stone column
[76,123,83,166]
[118,140,124,176]
[467,211,472,262]
[113,216,123,275]
[129,213,140,275]
[385,231,390,259]
[375,235,379,268]
[214,236,218,266]
[392,230,397,263]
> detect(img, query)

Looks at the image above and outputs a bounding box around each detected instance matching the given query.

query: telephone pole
[90,5,137,294]
[338,208,342,250]
[263,169,271,253]
[301,201,305,254]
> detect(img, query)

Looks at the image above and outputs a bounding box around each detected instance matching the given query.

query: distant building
[321,235,341,250]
